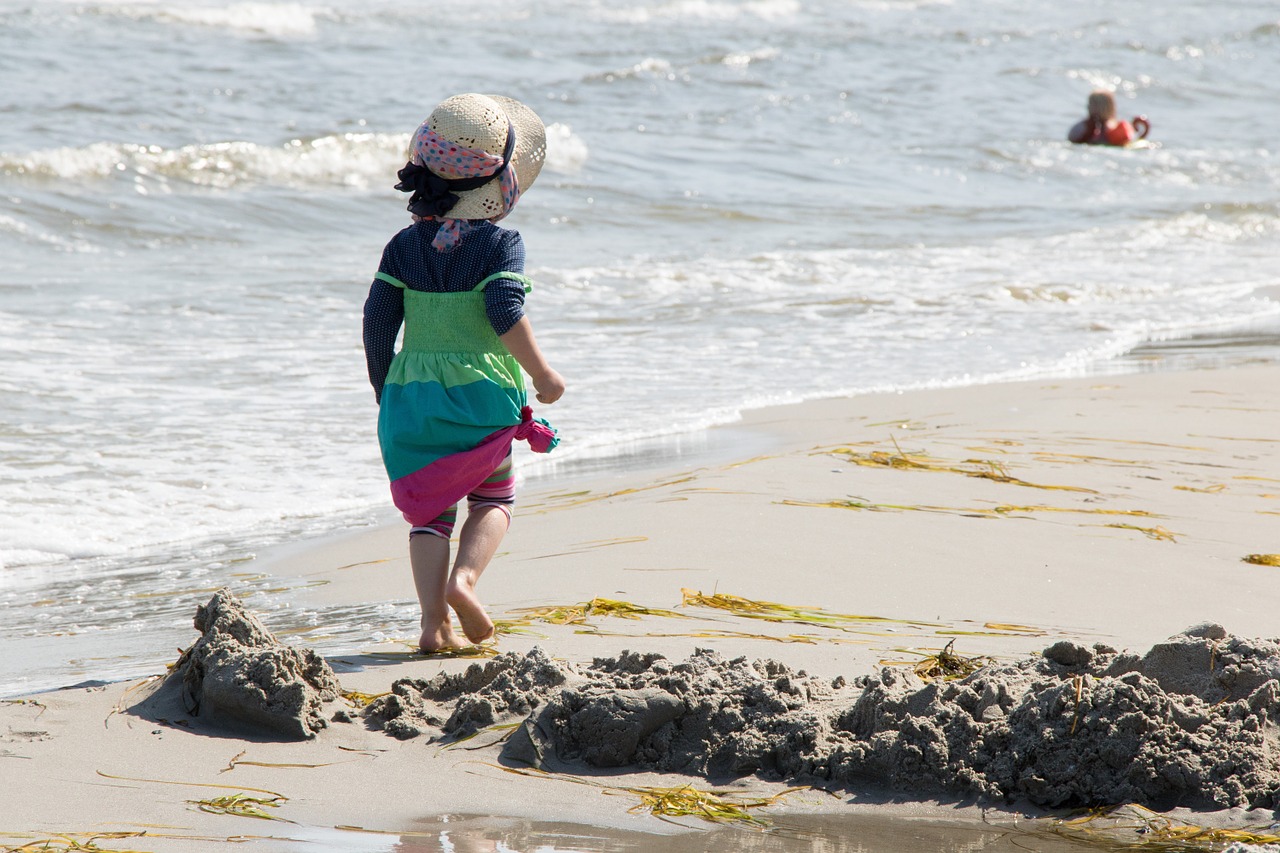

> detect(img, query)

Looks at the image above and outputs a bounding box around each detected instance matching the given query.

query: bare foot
[419,622,466,654]
[447,571,495,643]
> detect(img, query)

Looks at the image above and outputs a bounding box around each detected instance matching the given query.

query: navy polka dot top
[362,220,527,401]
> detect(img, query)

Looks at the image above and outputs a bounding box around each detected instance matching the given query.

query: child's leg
[447,455,515,643]
[446,506,507,643]
[409,515,463,651]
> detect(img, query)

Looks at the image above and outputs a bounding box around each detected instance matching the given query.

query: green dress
[375,270,556,526]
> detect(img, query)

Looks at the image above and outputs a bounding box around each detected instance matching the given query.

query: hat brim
[445,95,546,221]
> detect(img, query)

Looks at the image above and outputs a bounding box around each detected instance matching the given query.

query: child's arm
[362,277,405,403]
[500,317,565,404]
[1067,118,1097,144]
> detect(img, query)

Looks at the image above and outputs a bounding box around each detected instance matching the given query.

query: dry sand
[3,365,1280,852]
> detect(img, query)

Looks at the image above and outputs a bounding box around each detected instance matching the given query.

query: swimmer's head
[1087,90,1117,121]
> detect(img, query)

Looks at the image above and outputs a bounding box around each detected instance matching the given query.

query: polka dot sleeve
[483,229,527,336]
[362,244,405,403]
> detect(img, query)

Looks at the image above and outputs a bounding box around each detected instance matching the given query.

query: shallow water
[266,811,1108,853]
[2,0,1279,695]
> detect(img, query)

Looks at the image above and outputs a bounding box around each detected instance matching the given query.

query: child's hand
[533,369,565,405]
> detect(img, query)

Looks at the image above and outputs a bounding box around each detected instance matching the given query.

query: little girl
[362,93,564,652]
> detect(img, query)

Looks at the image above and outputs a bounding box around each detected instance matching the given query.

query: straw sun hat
[399,93,547,221]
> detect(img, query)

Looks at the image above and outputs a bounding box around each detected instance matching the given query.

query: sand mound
[159,588,340,739]
[365,645,568,740]
[365,626,1280,809]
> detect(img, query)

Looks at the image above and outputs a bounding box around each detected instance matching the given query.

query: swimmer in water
[1068,90,1148,146]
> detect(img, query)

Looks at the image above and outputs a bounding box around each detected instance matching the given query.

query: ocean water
[2,0,1279,696]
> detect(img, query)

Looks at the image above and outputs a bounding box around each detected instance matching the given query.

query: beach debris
[0,832,153,852]
[156,589,340,740]
[991,504,1159,518]
[419,644,499,659]
[1102,523,1179,541]
[584,628,854,645]
[881,640,991,680]
[220,749,348,772]
[91,771,293,829]
[523,475,696,511]
[679,588,941,630]
[1244,554,1280,567]
[491,618,548,638]
[505,597,685,627]
[779,497,936,512]
[352,645,497,662]
[532,535,649,559]
[490,764,802,827]
[340,689,389,708]
[944,621,1047,637]
[191,792,289,821]
[1029,451,1142,466]
[620,784,801,826]
[781,497,1159,519]
[1175,483,1228,494]
[1051,803,1280,848]
[441,721,522,750]
[824,440,1097,493]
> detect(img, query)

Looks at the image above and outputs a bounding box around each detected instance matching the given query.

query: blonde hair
[1087,90,1117,121]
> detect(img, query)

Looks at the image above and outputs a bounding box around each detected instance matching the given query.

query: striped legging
[408,453,515,540]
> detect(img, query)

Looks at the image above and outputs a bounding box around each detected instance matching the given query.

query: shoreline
[4,323,1280,701]
[3,361,1277,850]
[519,310,1280,492]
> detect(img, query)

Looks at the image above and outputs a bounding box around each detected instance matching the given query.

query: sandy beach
[4,363,1280,852]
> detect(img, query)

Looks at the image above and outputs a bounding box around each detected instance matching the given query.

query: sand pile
[364,626,1280,809]
[161,589,340,739]
[365,645,569,740]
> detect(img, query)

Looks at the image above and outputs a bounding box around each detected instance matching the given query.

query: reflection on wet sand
[375,812,1099,853]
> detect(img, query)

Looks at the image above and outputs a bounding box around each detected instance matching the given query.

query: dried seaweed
[487,764,801,827]
[940,620,1048,638]
[881,640,990,680]
[781,498,1159,520]
[1243,554,1280,567]
[1031,451,1144,467]
[420,645,499,660]
[95,770,285,800]
[441,722,522,750]
[0,833,153,853]
[991,504,1159,518]
[523,476,696,512]
[1102,524,1179,542]
[680,588,941,629]
[577,628,868,645]
[221,749,348,772]
[531,536,649,559]
[617,783,802,827]
[506,598,686,626]
[340,689,389,708]
[190,792,289,822]
[1051,803,1280,850]
[491,618,548,638]
[825,438,1097,494]
[779,498,940,513]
